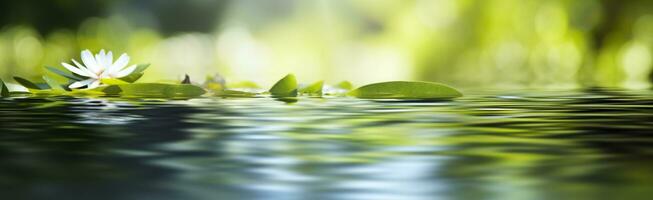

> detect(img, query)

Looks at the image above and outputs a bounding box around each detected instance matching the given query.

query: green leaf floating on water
[217,89,260,98]
[98,83,206,98]
[348,81,462,99]
[118,64,150,83]
[13,77,51,90]
[299,81,323,96]
[269,74,298,97]
[1,78,10,97]
[101,78,130,85]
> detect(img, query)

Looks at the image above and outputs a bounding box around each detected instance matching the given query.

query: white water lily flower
[62,49,137,89]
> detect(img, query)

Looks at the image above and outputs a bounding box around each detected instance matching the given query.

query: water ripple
[1,89,653,199]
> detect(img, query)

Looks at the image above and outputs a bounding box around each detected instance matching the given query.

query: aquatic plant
[62,50,138,89]
[1,50,462,100]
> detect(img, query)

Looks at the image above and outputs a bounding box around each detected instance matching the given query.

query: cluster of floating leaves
[261,74,462,100]
[1,73,462,100]
[0,51,462,100]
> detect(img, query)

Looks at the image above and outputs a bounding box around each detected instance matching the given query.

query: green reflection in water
[1,90,653,199]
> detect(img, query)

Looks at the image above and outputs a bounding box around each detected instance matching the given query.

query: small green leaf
[119,73,144,83]
[336,81,354,90]
[13,77,50,90]
[299,81,323,96]
[269,74,297,97]
[348,81,462,99]
[118,64,149,83]
[98,83,205,98]
[42,75,66,92]
[132,63,150,74]
[45,66,83,81]
[1,78,10,97]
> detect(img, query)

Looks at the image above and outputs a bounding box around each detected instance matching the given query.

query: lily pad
[348,81,462,99]
[98,83,206,98]
[118,64,149,83]
[216,89,261,98]
[269,74,297,97]
[299,81,324,96]
[1,78,9,97]
[101,78,130,85]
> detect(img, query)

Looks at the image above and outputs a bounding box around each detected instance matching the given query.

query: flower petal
[72,59,84,68]
[62,62,92,77]
[87,79,101,89]
[81,49,101,74]
[110,53,130,74]
[95,49,106,69]
[72,59,98,79]
[69,79,95,89]
[105,51,113,68]
[114,65,137,78]
[99,51,116,78]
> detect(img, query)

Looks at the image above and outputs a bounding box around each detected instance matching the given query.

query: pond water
[1,89,653,200]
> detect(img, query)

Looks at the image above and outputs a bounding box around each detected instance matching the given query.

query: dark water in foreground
[2,89,653,200]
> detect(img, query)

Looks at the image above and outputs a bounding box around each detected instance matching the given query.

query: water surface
[2,89,653,200]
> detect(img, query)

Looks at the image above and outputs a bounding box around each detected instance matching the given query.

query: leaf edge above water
[269,74,298,97]
[348,81,462,100]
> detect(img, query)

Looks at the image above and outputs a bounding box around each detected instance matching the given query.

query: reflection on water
[2,89,653,199]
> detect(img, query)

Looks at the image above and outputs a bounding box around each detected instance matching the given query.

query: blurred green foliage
[1,0,653,89]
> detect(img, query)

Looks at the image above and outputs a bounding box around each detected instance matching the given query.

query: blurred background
[0,0,652,89]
